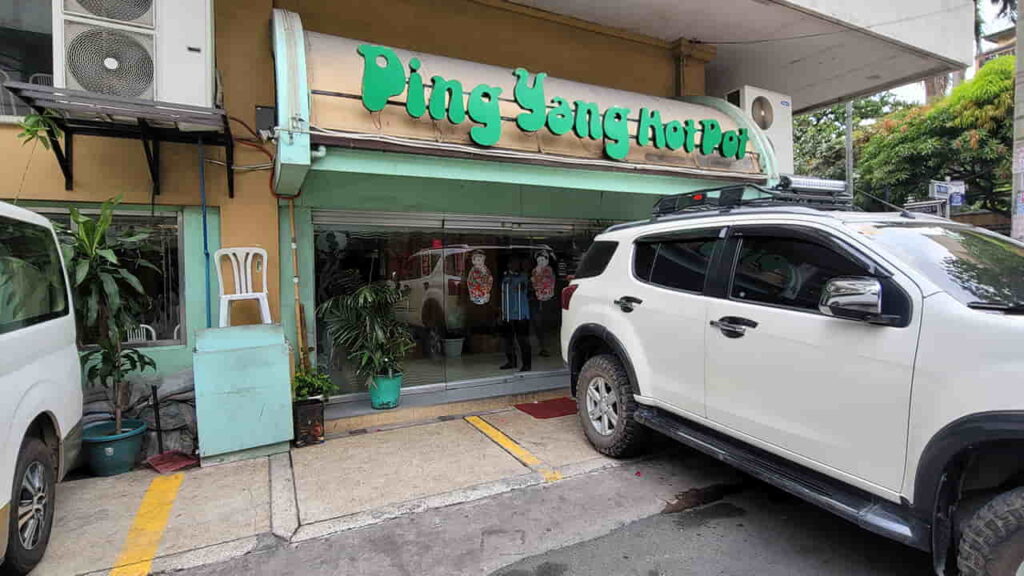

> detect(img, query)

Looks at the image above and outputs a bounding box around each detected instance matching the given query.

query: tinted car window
[0,216,68,335]
[648,237,717,292]
[575,241,618,279]
[731,236,865,311]
[633,242,656,281]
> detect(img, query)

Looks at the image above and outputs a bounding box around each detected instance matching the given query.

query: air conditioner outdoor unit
[725,86,794,175]
[52,0,215,108]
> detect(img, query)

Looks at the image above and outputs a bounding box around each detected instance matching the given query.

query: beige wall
[0,0,708,322]
[0,0,281,324]
[277,0,679,97]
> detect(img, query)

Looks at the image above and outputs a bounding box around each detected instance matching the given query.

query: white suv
[0,201,82,574]
[562,183,1024,576]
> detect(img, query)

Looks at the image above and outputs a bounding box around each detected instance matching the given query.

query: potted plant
[442,327,466,358]
[292,369,338,447]
[319,282,415,410]
[60,197,159,476]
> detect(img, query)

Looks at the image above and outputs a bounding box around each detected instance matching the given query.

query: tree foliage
[794,93,911,181]
[857,55,1014,211]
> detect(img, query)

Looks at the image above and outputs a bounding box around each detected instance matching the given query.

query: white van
[0,201,82,574]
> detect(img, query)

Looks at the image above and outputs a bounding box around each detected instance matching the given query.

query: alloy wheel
[17,461,48,550]
[586,376,620,436]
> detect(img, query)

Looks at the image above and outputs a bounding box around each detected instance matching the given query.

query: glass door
[313,212,601,395]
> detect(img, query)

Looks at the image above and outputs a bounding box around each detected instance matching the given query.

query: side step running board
[634,405,931,551]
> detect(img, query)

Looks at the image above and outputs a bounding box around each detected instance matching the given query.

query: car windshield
[848,221,1024,307]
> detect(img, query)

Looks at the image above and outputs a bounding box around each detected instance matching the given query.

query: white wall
[786,0,975,66]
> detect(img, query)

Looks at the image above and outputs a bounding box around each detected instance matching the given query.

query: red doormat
[514,397,577,419]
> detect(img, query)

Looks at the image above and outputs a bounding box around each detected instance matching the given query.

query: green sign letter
[573,101,603,140]
[603,107,631,160]
[513,68,548,132]
[429,76,466,124]
[357,45,406,113]
[699,119,722,156]
[637,108,666,149]
[664,120,683,151]
[734,128,749,159]
[406,58,426,118]
[467,84,503,146]
[546,97,573,136]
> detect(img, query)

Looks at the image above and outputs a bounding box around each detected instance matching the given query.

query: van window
[0,216,68,335]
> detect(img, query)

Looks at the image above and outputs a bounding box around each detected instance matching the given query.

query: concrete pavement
[162,448,742,576]
[36,398,634,575]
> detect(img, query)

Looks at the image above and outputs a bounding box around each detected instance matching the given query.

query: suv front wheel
[577,354,647,458]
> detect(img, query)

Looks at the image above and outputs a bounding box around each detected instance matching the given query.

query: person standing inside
[500,255,531,372]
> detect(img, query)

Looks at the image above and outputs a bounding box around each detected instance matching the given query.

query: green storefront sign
[357,45,749,162]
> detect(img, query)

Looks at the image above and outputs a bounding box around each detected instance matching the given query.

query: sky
[888,2,1013,104]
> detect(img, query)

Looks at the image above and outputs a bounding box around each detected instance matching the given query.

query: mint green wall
[17,201,221,378]
[147,206,221,375]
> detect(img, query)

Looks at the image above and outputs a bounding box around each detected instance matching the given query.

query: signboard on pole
[905,199,947,216]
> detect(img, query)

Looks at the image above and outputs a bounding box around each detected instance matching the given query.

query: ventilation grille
[63,21,155,99]
[64,0,155,27]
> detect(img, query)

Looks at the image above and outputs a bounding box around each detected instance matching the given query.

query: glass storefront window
[313,217,599,396]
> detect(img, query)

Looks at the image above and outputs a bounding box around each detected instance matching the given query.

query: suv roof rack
[651,176,855,219]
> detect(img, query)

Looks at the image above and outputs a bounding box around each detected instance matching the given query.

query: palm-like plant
[61,196,158,434]
[318,282,415,386]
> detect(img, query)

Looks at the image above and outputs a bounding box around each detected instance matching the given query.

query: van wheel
[958,486,1024,576]
[2,437,55,576]
[577,354,648,458]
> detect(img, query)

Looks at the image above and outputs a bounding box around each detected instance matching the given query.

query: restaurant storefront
[271,11,780,405]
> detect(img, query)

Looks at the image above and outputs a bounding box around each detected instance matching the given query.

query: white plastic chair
[125,324,157,343]
[215,247,272,327]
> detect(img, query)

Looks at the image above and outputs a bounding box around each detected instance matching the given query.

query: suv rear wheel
[577,354,647,458]
[2,437,55,576]
[958,486,1024,576]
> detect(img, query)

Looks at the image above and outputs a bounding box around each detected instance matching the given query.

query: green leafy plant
[17,110,64,151]
[15,110,64,203]
[60,196,159,434]
[318,282,415,387]
[293,369,339,401]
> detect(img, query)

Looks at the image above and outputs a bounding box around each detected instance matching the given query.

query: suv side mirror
[819,277,884,322]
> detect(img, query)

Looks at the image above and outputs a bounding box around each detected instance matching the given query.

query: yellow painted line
[108,473,185,576]
[465,416,562,483]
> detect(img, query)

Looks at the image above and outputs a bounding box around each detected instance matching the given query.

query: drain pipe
[287,197,308,371]
[199,138,212,329]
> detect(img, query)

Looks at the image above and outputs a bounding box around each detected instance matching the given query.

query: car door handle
[614,296,643,313]
[710,316,758,338]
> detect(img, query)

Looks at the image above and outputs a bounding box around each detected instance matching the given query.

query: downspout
[199,137,212,328]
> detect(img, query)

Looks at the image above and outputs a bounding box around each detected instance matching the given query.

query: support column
[673,39,716,97]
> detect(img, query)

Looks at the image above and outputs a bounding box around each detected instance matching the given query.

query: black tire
[958,487,1024,576]
[576,354,648,458]
[2,437,55,576]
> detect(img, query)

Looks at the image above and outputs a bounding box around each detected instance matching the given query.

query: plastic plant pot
[82,419,148,477]
[442,337,465,358]
[370,374,403,410]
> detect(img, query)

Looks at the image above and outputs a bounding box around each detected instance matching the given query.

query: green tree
[793,93,910,181]
[858,55,1014,211]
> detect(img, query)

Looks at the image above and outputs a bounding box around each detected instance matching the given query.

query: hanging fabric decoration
[467,250,493,305]
[531,252,556,302]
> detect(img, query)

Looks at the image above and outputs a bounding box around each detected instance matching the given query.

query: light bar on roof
[783,175,849,196]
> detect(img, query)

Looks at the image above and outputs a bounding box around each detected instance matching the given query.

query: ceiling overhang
[501,0,974,111]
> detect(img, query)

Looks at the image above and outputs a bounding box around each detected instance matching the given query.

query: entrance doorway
[312,211,605,396]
